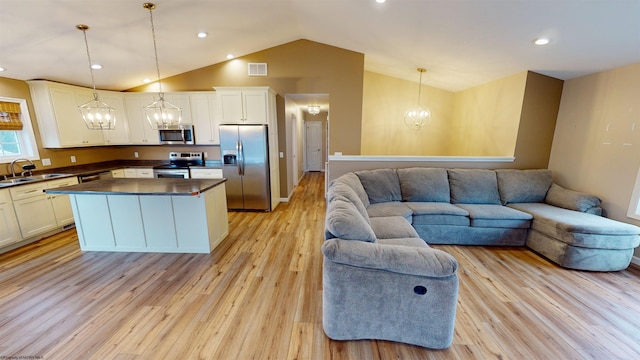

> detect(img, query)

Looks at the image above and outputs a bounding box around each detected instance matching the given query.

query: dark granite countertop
[45,178,226,196]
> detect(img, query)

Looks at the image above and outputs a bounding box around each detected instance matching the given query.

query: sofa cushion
[448,169,501,204]
[509,203,640,249]
[356,169,401,204]
[456,204,532,229]
[397,167,450,202]
[370,216,420,239]
[325,198,377,242]
[406,202,470,226]
[496,169,553,204]
[545,183,601,213]
[327,182,370,224]
[332,172,370,208]
[367,202,413,222]
[405,202,469,216]
[378,237,429,248]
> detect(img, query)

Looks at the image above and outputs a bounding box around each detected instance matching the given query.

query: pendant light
[404,68,432,130]
[76,24,116,130]
[142,2,182,130]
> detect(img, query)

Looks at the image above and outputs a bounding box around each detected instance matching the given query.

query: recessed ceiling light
[226,54,235,59]
[0,66,5,72]
[534,38,550,46]
[143,78,152,83]
[91,64,102,70]
[376,0,386,3]
[197,32,208,38]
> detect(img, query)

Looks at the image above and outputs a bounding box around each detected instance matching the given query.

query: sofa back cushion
[397,167,450,202]
[545,183,602,213]
[496,169,553,204]
[325,197,377,242]
[448,169,501,204]
[327,181,370,224]
[332,172,370,208]
[355,169,401,204]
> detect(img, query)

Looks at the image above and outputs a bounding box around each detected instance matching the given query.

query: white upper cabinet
[163,93,193,125]
[28,81,105,147]
[124,93,160,145]
[27,80,132,148]
[190,93,218,145]
[99,91,130,145]
[215,87,272,124]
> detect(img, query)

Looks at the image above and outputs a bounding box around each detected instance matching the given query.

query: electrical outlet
[204,152,208,158]
[134,151,139,158]
[41,158,51,166]
[70,155,76,163]
[279,151,284,158]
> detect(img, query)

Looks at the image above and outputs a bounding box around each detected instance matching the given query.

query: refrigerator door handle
[238,140,245,176]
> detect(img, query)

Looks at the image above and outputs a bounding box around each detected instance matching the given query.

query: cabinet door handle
[25,189,40,193]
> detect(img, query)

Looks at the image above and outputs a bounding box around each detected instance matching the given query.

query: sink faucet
[9,158,35,178]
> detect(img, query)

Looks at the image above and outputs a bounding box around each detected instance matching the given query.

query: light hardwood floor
[0,172,639,359]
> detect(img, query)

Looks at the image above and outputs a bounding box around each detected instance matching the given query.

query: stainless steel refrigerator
[219,124,271,210]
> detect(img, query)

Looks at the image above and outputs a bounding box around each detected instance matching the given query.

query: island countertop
[44,178,226,196]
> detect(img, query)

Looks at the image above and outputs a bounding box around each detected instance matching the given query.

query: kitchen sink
[0,173,71,187]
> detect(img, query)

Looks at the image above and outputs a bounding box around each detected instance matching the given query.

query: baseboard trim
[631,255,640,267]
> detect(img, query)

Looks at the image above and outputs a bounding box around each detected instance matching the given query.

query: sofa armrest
[321,239,457,278]
[545,183,601,213]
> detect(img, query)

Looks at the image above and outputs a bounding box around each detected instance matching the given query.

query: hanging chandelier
[142,2,182,130]
[404,68,432,130]
[76,24,116,130]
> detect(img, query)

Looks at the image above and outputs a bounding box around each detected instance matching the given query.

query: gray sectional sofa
[322,167,640,349]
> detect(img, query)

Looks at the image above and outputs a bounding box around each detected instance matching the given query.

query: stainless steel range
[153,152,204,179]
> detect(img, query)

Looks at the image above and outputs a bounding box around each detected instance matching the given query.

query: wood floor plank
[0,172,639,359]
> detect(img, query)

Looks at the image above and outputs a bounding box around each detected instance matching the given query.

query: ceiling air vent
[248,63,267,77]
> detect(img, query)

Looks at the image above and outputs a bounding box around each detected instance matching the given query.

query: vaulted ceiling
[1,0,639,92]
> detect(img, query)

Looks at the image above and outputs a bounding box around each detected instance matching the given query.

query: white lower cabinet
[0,189,21,247]
[9,177,78,240]
[11,184,57,239]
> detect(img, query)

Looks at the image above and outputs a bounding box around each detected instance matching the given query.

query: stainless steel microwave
[158,125,195,145]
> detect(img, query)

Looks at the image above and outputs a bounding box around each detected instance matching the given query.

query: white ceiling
[1,0,640,93]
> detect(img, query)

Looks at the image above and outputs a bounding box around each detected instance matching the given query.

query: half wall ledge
[326,156,516,184]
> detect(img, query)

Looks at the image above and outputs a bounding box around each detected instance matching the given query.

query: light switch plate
[41,158,51,166]
[70,155,76,163]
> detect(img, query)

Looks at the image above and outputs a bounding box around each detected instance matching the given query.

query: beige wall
[360,70,561,167]
[450,71,527,156]
[361,71,454,155]
[548,63,640,258]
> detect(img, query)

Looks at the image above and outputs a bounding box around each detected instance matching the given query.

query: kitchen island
[45,178,228,253]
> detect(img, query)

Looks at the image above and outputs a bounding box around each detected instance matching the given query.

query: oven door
[153,169,189,179]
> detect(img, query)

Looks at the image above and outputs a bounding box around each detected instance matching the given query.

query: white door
[306,121,322,171]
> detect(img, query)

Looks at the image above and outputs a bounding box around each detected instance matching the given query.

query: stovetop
[153,152,204,170]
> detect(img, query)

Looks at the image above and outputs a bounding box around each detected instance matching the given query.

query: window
[0,96,39,165]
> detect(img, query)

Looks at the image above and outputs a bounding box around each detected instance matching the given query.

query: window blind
[0,101,24,130]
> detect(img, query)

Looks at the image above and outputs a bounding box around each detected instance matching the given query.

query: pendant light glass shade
[76,24,116,130]
[143,94,182,129]
[142,2,182,130]
[404,68,431,130]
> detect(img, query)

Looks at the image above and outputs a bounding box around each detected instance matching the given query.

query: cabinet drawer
[190,168,223,179]
[10,182,46,201]
[45,177,79,189]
